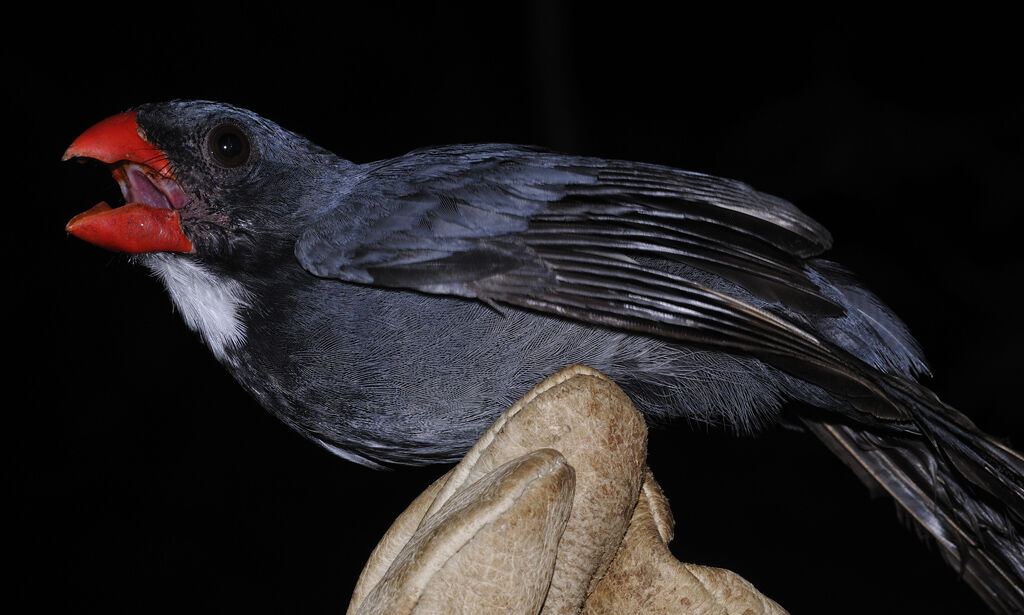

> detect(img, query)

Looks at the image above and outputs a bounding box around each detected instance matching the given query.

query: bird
[63,100,1024,611]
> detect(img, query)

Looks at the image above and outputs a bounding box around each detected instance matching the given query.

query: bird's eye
[207,123,251,167]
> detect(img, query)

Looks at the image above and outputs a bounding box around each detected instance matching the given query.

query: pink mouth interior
[113,162,188,210]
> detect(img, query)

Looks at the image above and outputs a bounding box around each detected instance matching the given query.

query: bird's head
[64,100,336,262]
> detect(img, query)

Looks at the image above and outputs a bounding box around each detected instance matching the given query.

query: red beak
[64,111,193,253]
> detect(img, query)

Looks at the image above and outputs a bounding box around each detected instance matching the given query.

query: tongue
[66,201,193,253]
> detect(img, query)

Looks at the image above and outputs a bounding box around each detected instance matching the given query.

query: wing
[296,144,835,295]
[296,144,902,417]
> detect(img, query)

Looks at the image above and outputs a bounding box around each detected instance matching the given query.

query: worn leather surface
[583,475,786,615]
[346,365,787,615]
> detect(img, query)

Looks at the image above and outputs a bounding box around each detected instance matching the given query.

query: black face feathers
[133,101,340,261]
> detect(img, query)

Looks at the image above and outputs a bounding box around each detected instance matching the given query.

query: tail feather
[886,376,1024,520]
[804,412,1024,613]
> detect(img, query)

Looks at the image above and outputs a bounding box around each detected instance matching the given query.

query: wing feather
[294,145,898,416]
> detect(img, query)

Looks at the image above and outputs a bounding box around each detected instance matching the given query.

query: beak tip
[66,202,113,235]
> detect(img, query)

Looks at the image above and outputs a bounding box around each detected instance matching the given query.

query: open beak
[63,111,193,253]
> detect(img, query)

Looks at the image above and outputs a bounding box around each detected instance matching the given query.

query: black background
[11,5,1022,613]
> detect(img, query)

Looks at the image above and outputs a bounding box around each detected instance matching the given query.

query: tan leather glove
[346,365,787,615]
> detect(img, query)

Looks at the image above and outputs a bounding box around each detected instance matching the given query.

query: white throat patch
[143,254,252,365]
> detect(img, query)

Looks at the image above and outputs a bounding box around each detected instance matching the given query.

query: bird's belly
[236,281,798,465]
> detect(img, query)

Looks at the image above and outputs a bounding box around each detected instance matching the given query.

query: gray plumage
[67,100,1023,611]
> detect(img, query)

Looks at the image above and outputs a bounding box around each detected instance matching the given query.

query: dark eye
[207,123,251,167]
